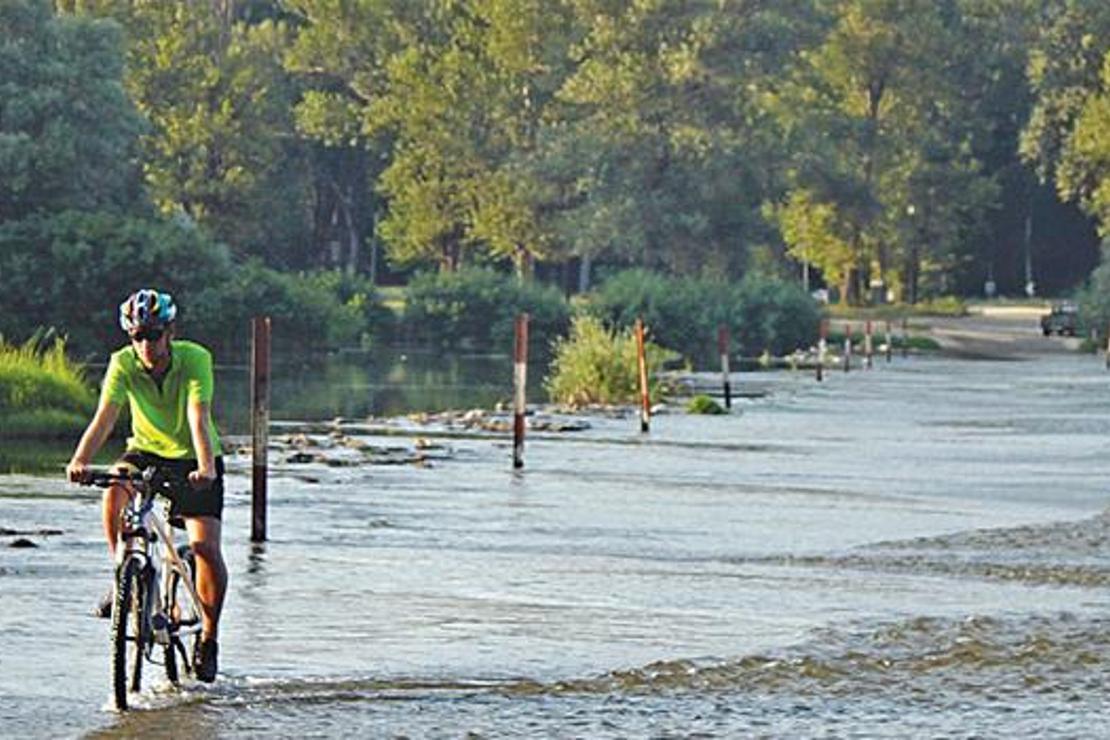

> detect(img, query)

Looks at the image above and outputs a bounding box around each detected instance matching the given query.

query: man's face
[129,326,171,369]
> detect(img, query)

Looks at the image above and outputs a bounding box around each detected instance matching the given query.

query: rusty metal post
[864,320,874,369]
[1105,324,1110,371]
[250,316,271,543]
[718,324,732,409]
[513,314,529,469]
[843,323,852,373]
[902,317,909,358]
[885,320,893,363]
[636,318,650,433]
[817,318,827,382]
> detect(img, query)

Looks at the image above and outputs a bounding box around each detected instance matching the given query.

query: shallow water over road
[2,351,1109,737]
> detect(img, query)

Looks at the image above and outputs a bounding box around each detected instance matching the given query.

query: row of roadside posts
[507,314,914,470]
[245,312,1110,539]
[245,312,919,539]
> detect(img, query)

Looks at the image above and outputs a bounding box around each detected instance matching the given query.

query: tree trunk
[578,254,592,293]
[515,247,533,282]
[343,204,359,276]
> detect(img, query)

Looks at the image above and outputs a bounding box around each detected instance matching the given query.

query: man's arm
[66,401,121,481]
[187,398,217,489]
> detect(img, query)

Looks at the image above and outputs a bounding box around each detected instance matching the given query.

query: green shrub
[587,269,820,366]
[0,212,391,358]
[687,395,726,414]
[0,211,232,354]
[402,268,571,352]
[0,334,95,438]
[911,296,967,317]
[189,263,388,358]
[1076,239,1110,337]
[734,273,822,357]
[545,315,678,406]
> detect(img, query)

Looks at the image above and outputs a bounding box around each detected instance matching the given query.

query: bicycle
[83,467,203,711]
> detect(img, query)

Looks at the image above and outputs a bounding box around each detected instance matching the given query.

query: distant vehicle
[1040,302,1078,337]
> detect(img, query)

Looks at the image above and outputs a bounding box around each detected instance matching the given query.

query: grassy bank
[0,335,94,439]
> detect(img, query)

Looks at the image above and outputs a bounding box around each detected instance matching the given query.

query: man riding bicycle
[67,289,226,683]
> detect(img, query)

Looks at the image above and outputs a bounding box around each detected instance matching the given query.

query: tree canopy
[0,0,1099,320]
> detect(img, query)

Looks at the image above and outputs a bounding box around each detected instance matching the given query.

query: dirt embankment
[918,306,1082,361]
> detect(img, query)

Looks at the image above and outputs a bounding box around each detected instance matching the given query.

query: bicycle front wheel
[112,557,148,710]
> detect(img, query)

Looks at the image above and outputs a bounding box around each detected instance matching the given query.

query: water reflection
[247,543,268,577]
[7,348,542,474]
[216,347,546,434]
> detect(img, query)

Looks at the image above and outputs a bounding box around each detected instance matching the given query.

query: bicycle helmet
[119,289,177,333]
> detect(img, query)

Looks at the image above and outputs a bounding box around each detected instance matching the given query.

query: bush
[402,268,571,353]
[0,212,391,359]
[189,264,389,359]
[1076,239,1110,337]
[0,211,234,354]
[734,273,822,357]
[687,395,726,414]
[545,315,678,406]
[0,333,95,438]
[586,269,820,366]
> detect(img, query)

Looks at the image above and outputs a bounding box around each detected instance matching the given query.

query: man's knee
[191,538,223,564]
[103,483,129,509]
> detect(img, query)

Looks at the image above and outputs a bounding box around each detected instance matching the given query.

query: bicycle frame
[117,480,204,652]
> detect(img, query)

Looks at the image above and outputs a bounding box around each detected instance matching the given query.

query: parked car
[1041,302,1078,336]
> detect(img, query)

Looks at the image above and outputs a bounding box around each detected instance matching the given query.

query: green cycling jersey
[100,339,223,459]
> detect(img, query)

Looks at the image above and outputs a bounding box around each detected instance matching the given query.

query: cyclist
[67,289,226,683]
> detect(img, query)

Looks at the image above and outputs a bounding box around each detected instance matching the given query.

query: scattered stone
[323,457,360,467]
[284,433,318,448]
[286,451,319,464]
[528,416,591,432]
[461,408,486,425]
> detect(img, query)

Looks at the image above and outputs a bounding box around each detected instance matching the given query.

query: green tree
[771,189,853,291]
[1020,0,1110,195]
[770,0,1006,303]
[1059,52,1110,231]
[59,0,313,265]
[552,0,818,281]
[1,0,143,222]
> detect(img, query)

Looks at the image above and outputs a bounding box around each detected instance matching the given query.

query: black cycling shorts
[115,450,225,522]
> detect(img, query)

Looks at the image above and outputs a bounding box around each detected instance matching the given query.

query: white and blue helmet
[119,289,177,333]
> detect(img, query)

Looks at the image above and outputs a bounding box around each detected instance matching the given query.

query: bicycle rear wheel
[164,545,197,684]
[112,557,148,710]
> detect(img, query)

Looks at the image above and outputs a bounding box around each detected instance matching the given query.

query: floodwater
[2,349,1109,737]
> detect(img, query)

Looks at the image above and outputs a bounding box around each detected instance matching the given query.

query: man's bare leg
[186,515,227,639]
[101,483,129,560]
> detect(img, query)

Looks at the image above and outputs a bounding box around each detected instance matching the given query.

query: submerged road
[2,310,1108,737]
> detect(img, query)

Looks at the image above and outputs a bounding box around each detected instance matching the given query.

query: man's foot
[193,637,218,683]
[93,590,112,619]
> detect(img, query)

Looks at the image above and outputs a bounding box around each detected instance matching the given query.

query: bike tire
[111,557,147,710]
[164,545,197,684]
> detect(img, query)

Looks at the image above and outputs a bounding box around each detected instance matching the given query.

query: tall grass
[0,333,95,438]
[545,315,678,407]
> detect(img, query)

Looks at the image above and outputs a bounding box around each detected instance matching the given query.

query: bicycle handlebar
[83,469,147,488]
[78,466,201,496]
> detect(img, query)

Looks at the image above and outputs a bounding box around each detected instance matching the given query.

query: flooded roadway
[2,343,1109,737]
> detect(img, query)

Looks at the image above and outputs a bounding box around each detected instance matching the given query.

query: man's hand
[66,459,91,484]
[188,467,216,490]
